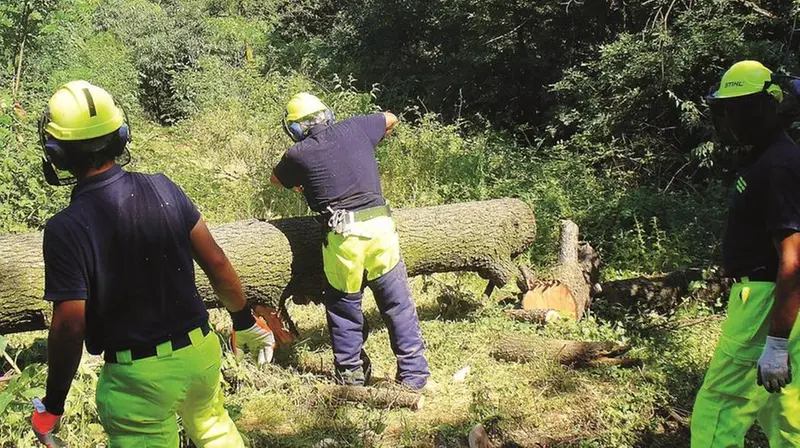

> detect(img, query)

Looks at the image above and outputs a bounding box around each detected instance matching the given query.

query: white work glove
[757,336,792,393]
[232,317,276,365]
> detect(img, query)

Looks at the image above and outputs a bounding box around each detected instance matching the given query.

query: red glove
[31,398,66,447]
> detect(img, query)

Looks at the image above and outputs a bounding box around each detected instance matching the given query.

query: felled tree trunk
[490,334,638,367]
[0,198,535,334]
[517,220,601,319]
[596,268,730,315]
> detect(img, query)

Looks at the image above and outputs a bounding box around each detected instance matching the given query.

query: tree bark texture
[490,334,635,367]
[323,384,424,411]
[0,198,535,334]
[595,268,730,316]
[504,309,561,325]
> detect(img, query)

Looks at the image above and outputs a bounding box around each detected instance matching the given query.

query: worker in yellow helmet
[272,93,431,389]
[30,80,276,447]
[691,61,800,447]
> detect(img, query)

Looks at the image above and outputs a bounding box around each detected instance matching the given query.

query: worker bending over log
[271,93,431,390]
[30,81,274,447]
[691,61,800,447]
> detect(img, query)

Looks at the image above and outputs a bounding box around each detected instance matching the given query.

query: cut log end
[512,220,598,320]
[521,282,578,318]
[468,424,496,448]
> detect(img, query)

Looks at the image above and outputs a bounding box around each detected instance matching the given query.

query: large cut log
[0,198,535,334]
[595,268,730,316]
[490,334,639,367]
[517,220,601,319]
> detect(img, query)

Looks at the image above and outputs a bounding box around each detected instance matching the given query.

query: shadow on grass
[287,286,481,353]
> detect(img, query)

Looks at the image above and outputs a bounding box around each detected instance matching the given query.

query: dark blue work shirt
[722,134,800,278]
[273,114,387,213]
[43,166,208,355]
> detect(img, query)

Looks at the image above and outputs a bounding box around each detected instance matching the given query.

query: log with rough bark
[323,384,424,411]
[595,268,730,316]
[490,334,638,367]
[517,220,601,319]
[504,309,561,325]
[468,424,497,448]
[0,198,536,334]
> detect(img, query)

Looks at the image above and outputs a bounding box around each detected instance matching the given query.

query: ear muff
[281,108,335,143]
[282,110,307,142]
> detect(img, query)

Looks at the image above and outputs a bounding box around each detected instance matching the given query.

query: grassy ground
[1,271,771,448]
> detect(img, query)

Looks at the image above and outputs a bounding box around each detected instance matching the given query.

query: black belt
[104,322,211,364]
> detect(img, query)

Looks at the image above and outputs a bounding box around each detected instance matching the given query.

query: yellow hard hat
[44,80,124,141]
[713,60,783,102]
[284,92,328,122]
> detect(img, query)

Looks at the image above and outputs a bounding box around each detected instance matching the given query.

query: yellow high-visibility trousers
[96,326,245,448]
[691,281,800,447]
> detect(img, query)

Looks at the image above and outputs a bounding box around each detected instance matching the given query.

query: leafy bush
[95,0,208,123]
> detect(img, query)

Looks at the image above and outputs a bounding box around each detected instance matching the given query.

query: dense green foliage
[1,0,798,446]
[4,0,798,272]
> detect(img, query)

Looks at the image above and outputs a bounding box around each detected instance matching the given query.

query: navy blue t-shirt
[43,166,208,355]
[722,134,800,278]
[273,114,387,213]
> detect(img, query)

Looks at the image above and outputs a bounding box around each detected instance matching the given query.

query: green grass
[1,272,766,448]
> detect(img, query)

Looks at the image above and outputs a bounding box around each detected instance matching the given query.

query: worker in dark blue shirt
[271,93,431,389]
[30,80,274,447]
[691,61,800,447]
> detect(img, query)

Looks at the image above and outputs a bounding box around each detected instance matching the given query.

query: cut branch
[504,309,561,325]
[323,385,423,411]
[491,334,635,367]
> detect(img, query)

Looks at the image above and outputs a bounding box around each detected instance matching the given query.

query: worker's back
[274,114,389,213]
[44,165,207,355]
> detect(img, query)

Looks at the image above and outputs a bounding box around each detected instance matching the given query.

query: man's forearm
[207,263,248,313]
[45,325,84,415]
[772,270,800,338]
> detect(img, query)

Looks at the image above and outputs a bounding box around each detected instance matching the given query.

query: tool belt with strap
[104,321,211,364]
[323,204,391,235]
